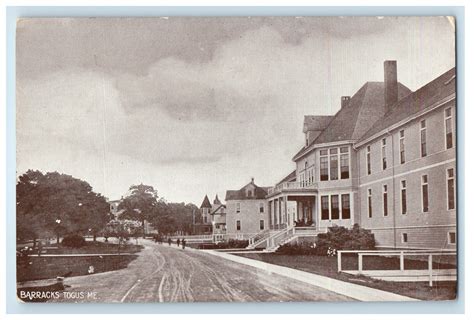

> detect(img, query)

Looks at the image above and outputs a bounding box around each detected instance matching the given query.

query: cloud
[16,18,455,203]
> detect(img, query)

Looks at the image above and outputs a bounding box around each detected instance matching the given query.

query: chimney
[251,177,254,184]
[384,60,398,109]
[341,96,351,108]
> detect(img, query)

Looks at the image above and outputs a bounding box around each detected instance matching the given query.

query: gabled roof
[358,68,456,144]
[276,170,297,185]
[211,204,226,215]
[303,115,334,133]
[225,181,270,201]
[199,195,212,209]
[293,81,411,160]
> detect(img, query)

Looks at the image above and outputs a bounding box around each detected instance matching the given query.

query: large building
[263,61,456,250]
[199,61,456,250]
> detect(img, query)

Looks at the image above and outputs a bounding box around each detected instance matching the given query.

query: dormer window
[247,190,252,197]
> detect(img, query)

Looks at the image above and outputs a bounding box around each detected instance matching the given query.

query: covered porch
[267,193,318,231]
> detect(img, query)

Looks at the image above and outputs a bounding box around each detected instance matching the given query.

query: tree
[103,219,141,248]
[118,184,159,237]
[16,170,112,245]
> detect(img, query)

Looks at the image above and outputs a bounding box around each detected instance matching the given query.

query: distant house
[225,178,270,239]
[210,195,226,242]
[195,195,213,234]
[108,199,123,219]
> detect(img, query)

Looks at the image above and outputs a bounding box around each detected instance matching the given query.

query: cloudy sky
[16,17,455,204]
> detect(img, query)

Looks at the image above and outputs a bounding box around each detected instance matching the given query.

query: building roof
[213,194,222,205]
[211,204,226,215]
[303,115,334,133]
[199,195,212,209]
[276,170,297,185]
[225,180,270,201]
[358,67,456,144]
[293,81,411,160]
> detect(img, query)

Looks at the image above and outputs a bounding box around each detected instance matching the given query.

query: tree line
[16,170,198,246]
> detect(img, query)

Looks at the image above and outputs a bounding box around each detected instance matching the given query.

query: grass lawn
[17,254,139,282]
[235,253,457,301]
[38,241,143,255]
[17,241,143,283]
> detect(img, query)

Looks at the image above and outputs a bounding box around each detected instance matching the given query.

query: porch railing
[268,181,318,195]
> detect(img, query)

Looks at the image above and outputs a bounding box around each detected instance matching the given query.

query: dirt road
[55,240,354,302]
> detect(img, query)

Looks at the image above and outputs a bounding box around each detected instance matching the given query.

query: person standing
[168,237,172,246]
[182,238,186,250]
[177,238,181,247]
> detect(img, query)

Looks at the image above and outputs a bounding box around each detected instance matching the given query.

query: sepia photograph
[15,16,457,303]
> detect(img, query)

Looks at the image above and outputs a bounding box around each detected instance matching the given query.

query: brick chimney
[384,60,398,109]
[341,96,351,108]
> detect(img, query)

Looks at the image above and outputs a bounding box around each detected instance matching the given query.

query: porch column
[284,196,288,227]
[269,200,273,230]
[274,200,278,230]
[314,195,319,230]
[278,197,282,229]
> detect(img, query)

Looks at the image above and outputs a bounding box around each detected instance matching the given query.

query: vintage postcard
[16,16,457,303]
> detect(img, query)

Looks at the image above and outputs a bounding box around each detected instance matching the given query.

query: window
[341,194,351,219]
[330,148,339,180]
[401,180,407,215]
[260,220,265,230]
[204,216,207,223]
[448,232,456,245]
[366,146,371,175]
[383,185,388,216]
[367,189,372,218]
[381,138,387,170]
[399,130,405,164]
[420,120,427,157]
[259,203,264,213]
[321,196,329,220]
[320,150,328,181]
[236,203,240,213]
[236,220,241,231]
[331,195,339,220]
[401,233,408,243]
[247,190,252,197]
[421,175,429,212]
[321,148,350,181]
[309,168,315,185]
[445,108,453,149]
[447,168,456,210]
[340,147,350,179]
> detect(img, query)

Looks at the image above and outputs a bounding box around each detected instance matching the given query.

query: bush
[276,224,375,256]
[197,239,249,249]
[61,234,86,248]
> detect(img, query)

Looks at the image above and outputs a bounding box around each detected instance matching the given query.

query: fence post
[337,251,342,273]
[428,254,433,287]
[358,253,363,273]
[400,251,405,271]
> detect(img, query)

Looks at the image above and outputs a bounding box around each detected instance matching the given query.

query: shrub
[61,234,86,248]
[197,239,249,249]
[276,224,375,256]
